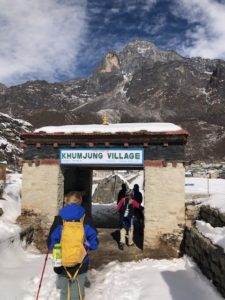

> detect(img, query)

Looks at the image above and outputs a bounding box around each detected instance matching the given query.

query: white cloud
[143,0,157,11]
[142,14,167,34]
[172,0,225,59]
[0,0,87,85]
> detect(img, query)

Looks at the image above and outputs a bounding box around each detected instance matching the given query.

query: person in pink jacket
[117,189,140,250]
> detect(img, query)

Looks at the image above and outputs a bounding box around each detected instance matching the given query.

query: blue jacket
[48,204,98,275]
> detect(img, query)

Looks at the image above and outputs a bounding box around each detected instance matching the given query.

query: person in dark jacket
[117,183,127,204]
[132,184,144,231]
[47,191,98,300]
[133,184,143,204]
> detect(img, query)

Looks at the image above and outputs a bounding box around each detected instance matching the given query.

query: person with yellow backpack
[47,191,98,300]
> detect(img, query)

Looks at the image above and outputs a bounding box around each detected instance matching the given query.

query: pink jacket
[117,195,140,212]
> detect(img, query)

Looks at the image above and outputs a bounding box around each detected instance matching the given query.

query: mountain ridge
[1,39,225,161]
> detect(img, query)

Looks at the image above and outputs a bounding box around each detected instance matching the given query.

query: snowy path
[17,255,223,300]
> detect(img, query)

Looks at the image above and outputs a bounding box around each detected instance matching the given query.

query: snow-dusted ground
[18,256,222,300]
[1,174,225,299]
[186,177,225,254]
[185,177,225,213]
[85,257,223,300]
[196,220,225,251]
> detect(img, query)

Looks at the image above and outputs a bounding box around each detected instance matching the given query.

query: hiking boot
[118,243,124,250]
[128,243,134,247]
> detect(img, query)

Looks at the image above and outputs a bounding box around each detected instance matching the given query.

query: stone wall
[185,227,225,297]
[199,205,225,227]
[21,163,64,252]
[22,163,63,225]
[144,162,185,257]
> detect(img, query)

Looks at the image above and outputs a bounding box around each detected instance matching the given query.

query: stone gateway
[20,122,188,258]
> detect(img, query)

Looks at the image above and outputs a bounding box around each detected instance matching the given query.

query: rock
[200,205,225,227]
[0,207,3,216]
[17,209,49,253]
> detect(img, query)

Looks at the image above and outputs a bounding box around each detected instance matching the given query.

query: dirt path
[89,228,170,269]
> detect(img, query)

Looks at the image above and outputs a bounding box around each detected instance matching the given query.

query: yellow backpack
[61,217,87,267]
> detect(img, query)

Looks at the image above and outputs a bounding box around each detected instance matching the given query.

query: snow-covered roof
[34,123,185,135]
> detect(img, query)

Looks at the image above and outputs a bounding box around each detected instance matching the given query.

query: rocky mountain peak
[123,39,159,54]
[100,52,120,73]
[118,39,183,74]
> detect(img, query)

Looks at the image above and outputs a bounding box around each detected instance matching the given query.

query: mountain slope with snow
[1,40,225,160]
[0,113,32,164]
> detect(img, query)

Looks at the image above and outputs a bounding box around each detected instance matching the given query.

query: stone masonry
[22,163,64,226]
[144,162,185,257]
[185,227,225,298]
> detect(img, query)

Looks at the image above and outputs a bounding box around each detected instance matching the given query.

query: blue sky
[0,0,225,85]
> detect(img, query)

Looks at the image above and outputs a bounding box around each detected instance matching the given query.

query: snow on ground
[196,220,225,252]
[185,177,225,213]
[0,241,48,300]
[185,178,225,195]
[0,173,22,222]
[0,173,51,300]
[0,173,58,300]
[35,122,182,134]
[0,173,22,244]
[21,256,223,300]
[85,257,223,300]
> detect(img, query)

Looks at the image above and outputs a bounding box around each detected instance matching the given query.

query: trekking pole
[35,251,49,300]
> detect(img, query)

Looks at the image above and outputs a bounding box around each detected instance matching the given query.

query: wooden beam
[144,160,163,167]
[18,159,23,166]
[162,161,167,167]
[20,143,27,148]
[36,143,41,148]
[53,143,58,148]
[28,161,33,167]
[124,142,129,148]
[183,161,190,167]
[34,159,40,166]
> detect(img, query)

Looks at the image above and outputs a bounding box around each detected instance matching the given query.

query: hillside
[1,40,225,160]
[0,113,32,164]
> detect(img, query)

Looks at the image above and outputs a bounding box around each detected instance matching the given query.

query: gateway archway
[21,123,188,258]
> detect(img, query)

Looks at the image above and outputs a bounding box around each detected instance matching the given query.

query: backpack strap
[80,214,85,223]
[64,262,83,300]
